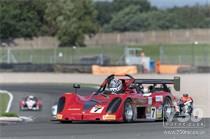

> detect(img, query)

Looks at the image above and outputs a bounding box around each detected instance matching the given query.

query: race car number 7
[90,106,104,113]
[151,107,156,119]
[94,107,101,112]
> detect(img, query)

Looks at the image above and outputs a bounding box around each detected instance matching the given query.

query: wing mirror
[73,83,80,93]
[73,83,80,89]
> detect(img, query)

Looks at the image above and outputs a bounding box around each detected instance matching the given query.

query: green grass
[0,93,9,115]
[0,112,17,117]
[1,44,210,65]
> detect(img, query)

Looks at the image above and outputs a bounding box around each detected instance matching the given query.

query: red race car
[56,74,180,123]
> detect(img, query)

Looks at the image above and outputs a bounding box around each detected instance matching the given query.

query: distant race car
[19,96,42,111]
[56,74,180,123]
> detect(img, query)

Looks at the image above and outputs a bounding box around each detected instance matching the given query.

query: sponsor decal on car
[133,98,147,104]
[148,97,152,105]
[155,96,163,102]
[102,114,116,120]
[68,108,81,111]
[156,107,163,119]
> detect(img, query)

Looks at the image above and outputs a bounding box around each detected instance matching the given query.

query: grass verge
[0,92,17,117]
[0,112,18,117]
[0,93,9,115]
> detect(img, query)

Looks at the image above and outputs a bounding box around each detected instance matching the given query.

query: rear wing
[134,76,180,91]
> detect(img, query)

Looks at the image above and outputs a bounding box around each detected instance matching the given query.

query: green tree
[94,1,113,27]
[0,0,47,44]
[0,1,19,40]
[45,0,98,46]
[104,3,210,32]
[103,0,155,32]
[113,0,152,13]
[104,5,142,32]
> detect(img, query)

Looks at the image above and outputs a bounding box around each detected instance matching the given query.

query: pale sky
[149,0,210,8]
[96,0,210,8]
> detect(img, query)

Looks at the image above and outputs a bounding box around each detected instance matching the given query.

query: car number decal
[151,107,156,119]
[90,105,104,113]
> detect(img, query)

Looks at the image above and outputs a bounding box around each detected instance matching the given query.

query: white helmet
[143,88,149,93]
[28,96,34,99]
[27,96,35,101]
[108,78,123,93]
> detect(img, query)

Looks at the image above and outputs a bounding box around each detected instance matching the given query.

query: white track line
[0,90,13,112]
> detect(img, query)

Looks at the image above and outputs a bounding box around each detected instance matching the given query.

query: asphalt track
[0,84,209,139]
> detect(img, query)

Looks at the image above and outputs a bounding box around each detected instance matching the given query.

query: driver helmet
[28,96,35,100]
[108,78,123,93]
[183,93,189,97]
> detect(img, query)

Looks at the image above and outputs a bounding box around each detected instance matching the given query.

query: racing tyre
[38,106,42,111]
[123,99,134,122]
[19,107,23,111]
[163,97,174,121]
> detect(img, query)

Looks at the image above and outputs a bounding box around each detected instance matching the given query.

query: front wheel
[19,106,23,111]
[123,99,134,122]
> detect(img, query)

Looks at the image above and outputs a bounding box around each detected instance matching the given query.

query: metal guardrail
[0,63,92,73]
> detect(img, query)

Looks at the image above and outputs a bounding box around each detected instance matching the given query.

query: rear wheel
[38,105,42,111]
[123,99,134,122]
[163,97,174,121]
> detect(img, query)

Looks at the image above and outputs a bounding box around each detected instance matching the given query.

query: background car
[19,95,42,111]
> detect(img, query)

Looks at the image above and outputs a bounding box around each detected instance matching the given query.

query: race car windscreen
[57,97,65,113]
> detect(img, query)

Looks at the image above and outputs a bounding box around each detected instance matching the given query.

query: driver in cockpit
[108,78,123,94]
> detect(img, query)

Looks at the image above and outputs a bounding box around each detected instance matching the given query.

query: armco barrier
[159,65,191,74]
[13,64,54,72]
[53,64,91,73]
[0,64,92,73]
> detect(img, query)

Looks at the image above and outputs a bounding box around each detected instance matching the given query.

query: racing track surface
[0,84,209,139]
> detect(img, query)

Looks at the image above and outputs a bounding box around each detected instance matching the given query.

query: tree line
[96,0,210,32]
[0,0,210,46]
